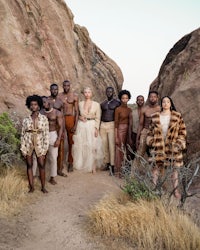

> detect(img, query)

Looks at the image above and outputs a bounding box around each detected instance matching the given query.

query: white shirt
[160,114,170,138]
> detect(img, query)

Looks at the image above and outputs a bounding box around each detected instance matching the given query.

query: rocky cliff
[0,0,123,115]
[150,28,200,159]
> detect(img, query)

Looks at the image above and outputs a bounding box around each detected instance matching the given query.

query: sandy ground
[0,170,129,250]
[0,170,199,250]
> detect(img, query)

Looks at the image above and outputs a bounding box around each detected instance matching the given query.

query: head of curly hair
[25,95,43,110]
[118,89,131,100]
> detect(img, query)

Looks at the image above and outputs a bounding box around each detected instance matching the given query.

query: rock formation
[150,28,200,159]
[0,0,123,115]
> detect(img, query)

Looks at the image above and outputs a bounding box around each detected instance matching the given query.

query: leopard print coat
[146,111,186,167]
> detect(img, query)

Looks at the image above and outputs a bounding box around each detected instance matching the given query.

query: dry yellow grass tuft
[89,195,200,249]
[0,167,28,216]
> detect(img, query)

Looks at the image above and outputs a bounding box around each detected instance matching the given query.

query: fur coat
[146,111,186,167]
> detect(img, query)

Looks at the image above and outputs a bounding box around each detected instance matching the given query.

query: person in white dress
[72,87,103,173]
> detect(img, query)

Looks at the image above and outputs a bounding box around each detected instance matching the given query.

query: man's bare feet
[57,171,68,177]
[28,186,35,193]
[41,187,48,193]
[67,163,73,172]
[49,178,57,185]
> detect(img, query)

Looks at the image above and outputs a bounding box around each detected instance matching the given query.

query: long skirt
[115,124,129,174]
[72,120,103,172]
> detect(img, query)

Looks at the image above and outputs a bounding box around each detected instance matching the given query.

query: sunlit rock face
[0,0,123,115]
[150,28,200,159]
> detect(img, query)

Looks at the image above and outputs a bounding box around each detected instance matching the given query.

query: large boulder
[0,0,123,115]
[150,28,200,159]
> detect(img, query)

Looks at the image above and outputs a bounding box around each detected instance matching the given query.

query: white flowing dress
[72,101,103,172]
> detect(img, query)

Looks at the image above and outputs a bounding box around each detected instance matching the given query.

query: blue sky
[66,1,200,102]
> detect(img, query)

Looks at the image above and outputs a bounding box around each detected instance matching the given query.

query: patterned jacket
[20,113,49,157]
[146,111,186,167]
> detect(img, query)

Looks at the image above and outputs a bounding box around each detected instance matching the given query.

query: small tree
[0,112,20,168]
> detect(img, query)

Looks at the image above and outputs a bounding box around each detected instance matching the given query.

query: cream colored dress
[72,101,103,172]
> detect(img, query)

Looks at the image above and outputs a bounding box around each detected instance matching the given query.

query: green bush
[0,112,20,167]
[123,177,158,201]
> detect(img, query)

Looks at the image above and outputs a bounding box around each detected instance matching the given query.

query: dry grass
[0,167,28,216]
[89,195,200,250]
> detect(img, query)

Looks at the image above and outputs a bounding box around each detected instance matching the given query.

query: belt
[26,129,42,134]
[86,118,95,120]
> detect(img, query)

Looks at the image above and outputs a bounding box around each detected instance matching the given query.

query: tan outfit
[72,101,103,172]
[45,131,58,177]
[132,108,140,134]
[100,121,115,166]
[20,113,49,157]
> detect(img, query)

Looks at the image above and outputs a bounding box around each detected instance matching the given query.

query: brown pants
[115,124,128,174]
[57,138,64,172]
[65,115,75,164]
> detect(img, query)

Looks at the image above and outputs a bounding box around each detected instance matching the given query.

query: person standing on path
[20,95,49,193]
[48,83,67,177]
[72,87,103,173]
[100,87,120,174]
[130,95,145,159]
[58,80,79,172]
[146,96,187,199]
[114,90,132,177]
[42,97,63,185]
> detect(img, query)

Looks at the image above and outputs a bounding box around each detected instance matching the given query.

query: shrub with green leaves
[123,177,158,201]
[0,112,20,167]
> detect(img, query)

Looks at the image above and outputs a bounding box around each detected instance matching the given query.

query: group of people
[20,80,187,198]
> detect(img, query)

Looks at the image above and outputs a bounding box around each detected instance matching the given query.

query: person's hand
[71,126,76,133]
[80,116,86,122]
[94,128,98,137]
[54,138,61,147]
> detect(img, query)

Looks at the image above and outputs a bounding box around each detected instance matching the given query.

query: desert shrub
[0,112,20,168]
[123,177,157,201]
[89,195,200,249]
[0,167,28,216]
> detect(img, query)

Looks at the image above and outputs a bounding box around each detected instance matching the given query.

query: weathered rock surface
[150,28,200,159]
[0,0,123,115]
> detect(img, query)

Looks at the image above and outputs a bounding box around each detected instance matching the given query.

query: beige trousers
[100,121,115,166]
[45,131,58,177]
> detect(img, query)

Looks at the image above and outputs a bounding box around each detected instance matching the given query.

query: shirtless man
[58,80,79,172]
[42,97,63,184]
[100,87,120,173]
[48,83,67,177]
[136,91,160,158]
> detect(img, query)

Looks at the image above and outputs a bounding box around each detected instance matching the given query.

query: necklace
[44,108,53,113]
[107,99,114,105]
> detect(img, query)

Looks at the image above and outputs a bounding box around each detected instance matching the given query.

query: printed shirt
[20,113,49,157]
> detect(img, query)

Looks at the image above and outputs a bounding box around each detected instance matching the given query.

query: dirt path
[0,170,199,250]
[0,171,124,250]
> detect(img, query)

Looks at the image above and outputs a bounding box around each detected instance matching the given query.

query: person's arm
[94,102,101,137]
[71,94,79,133]
[127,109,133,146]
[54,110,63,147]
[175,115,187,151]
[114,108,120,145]
[136,107,145,149]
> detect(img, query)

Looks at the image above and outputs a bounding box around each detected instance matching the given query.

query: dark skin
[58,81,79,133]
[115,94,133,147]
[136,93,160,149]
[42,97,63,184]
[48,85,63,111]
[101,87,120,122]
[26,101,48,193]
